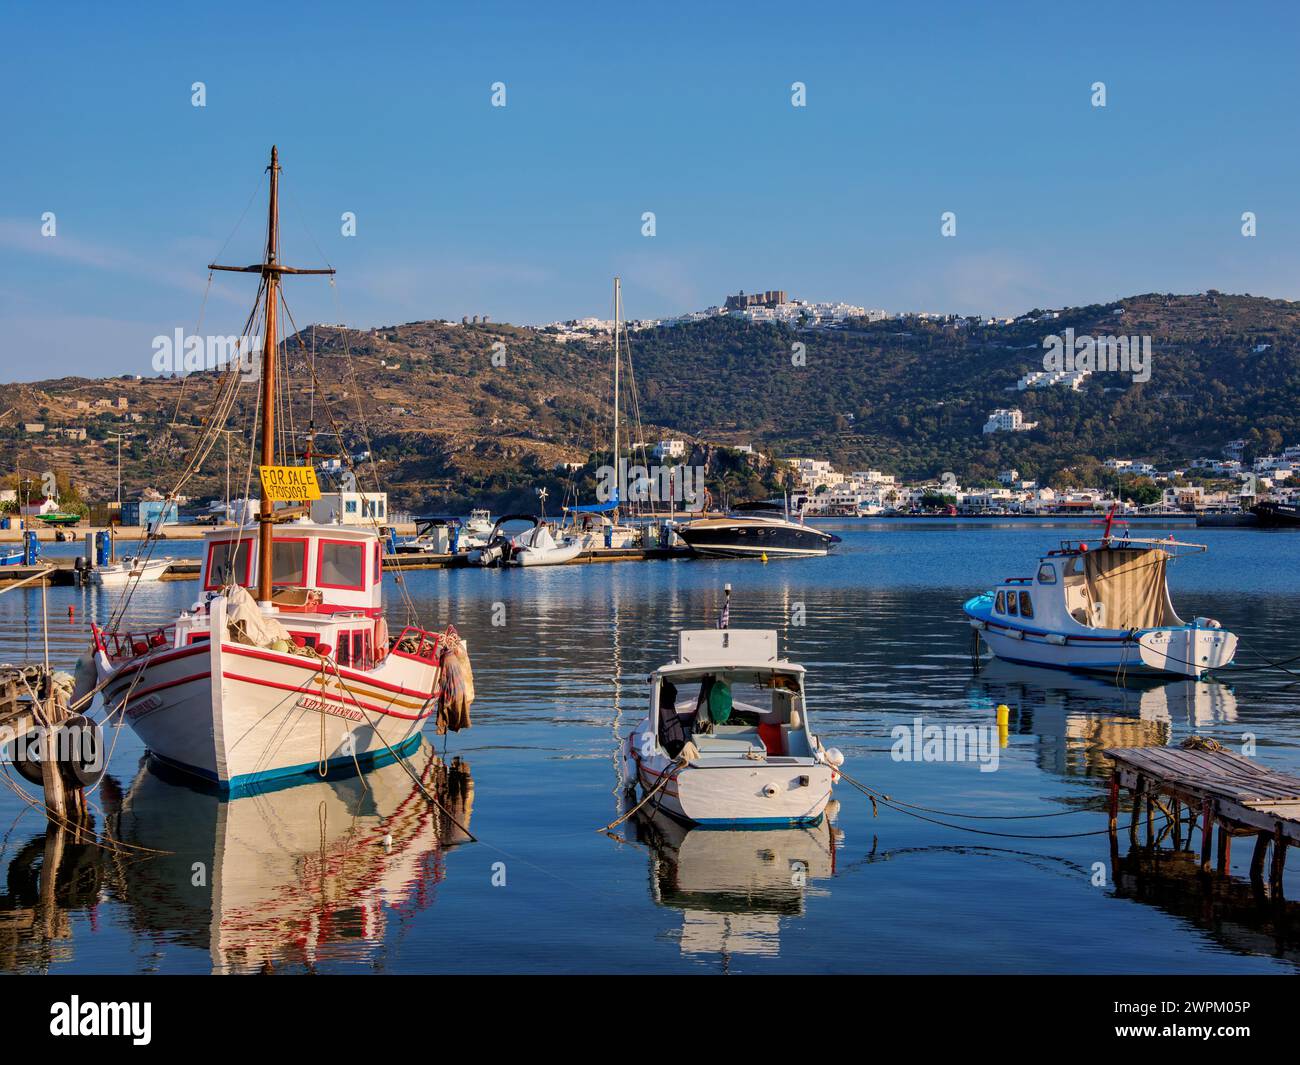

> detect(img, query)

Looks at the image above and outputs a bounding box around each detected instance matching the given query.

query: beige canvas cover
[1083,547,1177,630]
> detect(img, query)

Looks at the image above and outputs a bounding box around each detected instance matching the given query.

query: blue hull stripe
[148,732,423,798]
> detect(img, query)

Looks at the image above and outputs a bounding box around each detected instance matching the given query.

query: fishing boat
[90,554,173,585]
[622,609,842,826]
[677,502,841,558]
[464,508,494,542]
[963,509,1237,678]
[83,147,475,791]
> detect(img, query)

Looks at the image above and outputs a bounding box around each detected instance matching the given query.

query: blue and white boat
[622,625,842,826]
[963,515,1237,679]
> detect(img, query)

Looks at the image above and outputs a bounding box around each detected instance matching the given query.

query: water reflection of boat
[970,659,1237,780]
[108,741,472,972]
[630,808,837,960]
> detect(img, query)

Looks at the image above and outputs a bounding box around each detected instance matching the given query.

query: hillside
[2,292,1297,511]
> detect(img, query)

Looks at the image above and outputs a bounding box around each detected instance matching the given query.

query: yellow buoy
[761,552,768,563]
[996,703,1010,748]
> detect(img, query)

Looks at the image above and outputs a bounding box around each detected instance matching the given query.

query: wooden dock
[1106,742,1300,895]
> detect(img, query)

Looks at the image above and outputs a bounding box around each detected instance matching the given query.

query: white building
[982,409,1037,434]
[310,491,389,526]
[653,439,687,460]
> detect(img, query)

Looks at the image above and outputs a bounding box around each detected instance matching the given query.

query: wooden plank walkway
[1105,742,1300,895]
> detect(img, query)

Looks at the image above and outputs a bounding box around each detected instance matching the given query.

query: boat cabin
[199,522,382,615]
[97,522,404,671]
[650,630,816,761]
[989,540,1188,633]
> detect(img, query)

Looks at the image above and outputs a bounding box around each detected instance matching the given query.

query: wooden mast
[209,146,335,605]
[258,146,280,603]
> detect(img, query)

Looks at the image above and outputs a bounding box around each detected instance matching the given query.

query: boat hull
[626,734,832,826]
[678,521,838,558]
[96,624,437,792]
[964,595,1237,678]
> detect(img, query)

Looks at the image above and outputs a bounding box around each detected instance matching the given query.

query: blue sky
[2,1,1298,380]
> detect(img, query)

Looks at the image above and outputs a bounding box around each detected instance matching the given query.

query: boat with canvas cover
[622,603,842,826]
[81,147,476,791]
[963,510,1236,678]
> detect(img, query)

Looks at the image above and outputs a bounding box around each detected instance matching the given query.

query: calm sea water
[3,520,1299,974]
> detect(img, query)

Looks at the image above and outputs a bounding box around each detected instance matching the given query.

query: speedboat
[622,626,842,826]
[90,554,173,585]
[469,514,582,567]
[963,515,1237,678]
[464,508,494,541]
[677,505,840,559]
[509,521,582,566]
[1251,500,1300,527]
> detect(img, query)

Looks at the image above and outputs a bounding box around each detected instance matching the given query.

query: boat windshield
[655,670,811,759]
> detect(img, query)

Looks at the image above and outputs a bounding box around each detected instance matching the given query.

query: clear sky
[3,1,1298,380]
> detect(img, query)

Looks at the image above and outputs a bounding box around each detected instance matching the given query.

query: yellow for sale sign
[259,464,322,502]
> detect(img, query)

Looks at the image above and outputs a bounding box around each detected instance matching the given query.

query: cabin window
[205,539,252,590]
[337,630,353,667]
[374,542,382,583]
[318,540,366,590]
[995,590,1005,613]
[1036,563,1056,585]
[271,539,306,586]
[345,500,358,514]
[1006,591,1019,615]
[1018,591,1034,619]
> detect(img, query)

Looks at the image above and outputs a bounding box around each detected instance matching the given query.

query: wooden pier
[1106,742,1300,896]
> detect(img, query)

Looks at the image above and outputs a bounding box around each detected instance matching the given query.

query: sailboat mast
[258,147,281,604]
[208,146,335,605]
[612,276,620,524]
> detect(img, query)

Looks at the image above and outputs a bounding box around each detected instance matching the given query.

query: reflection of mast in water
[608,577,625,794]
[103,741,473,973]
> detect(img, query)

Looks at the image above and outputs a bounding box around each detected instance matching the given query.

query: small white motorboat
[623,621,841,826]
[469,513,582,567]
[91,555,174,585]
[963,510,1237,678]
[509,521,582,566]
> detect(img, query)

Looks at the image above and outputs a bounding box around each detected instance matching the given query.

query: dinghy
[963,514,1237,678]
[622,622,842,826]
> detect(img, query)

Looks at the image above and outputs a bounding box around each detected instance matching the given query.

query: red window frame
[270,536,309,588]
[204,538,253,591]
[374,542,382,583]
[315,538,367,591]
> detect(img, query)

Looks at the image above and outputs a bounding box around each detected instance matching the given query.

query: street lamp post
[108,431,130,509]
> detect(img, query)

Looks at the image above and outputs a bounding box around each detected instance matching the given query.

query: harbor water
[2,519,1299,973]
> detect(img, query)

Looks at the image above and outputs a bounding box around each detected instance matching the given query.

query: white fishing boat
[963,510,1237,678]
[90,554,173,585]
[82,147,476,791]
[464,508,494,541]
[622,612,841,826]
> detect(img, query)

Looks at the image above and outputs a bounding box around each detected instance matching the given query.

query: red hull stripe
[222,644,434,698]
[222,671,430,720]
[107,669,211,705]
